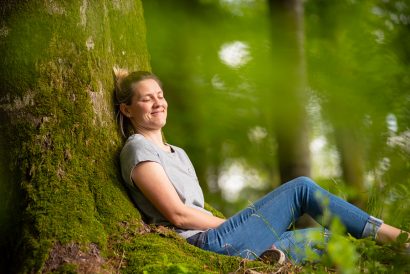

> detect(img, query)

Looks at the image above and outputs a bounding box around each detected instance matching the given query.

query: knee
[289,176,319,188]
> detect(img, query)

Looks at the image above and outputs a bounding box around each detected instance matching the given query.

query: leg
[273,228,330,264]
[377,223,410,246]
[200,176,373,259]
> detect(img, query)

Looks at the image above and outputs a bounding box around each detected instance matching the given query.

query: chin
[153,121,166,129]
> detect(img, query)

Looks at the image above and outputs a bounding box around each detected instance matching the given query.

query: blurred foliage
[142,0,410,234]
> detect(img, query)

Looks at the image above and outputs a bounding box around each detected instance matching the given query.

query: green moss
[204,203,226,219]
[115,232,272,274]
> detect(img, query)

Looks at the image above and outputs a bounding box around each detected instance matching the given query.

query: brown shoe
[258,247,286,265]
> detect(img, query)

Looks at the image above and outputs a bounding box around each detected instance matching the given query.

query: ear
[119,103,131,118]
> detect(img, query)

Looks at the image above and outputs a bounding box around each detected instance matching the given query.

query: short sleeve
[120,135,161,187]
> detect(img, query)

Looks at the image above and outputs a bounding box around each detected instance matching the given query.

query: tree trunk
[268,0,316,228]
[335,127,367,208]
[304,1,367,208]
[268,0,311,183]
[0,0,146,272]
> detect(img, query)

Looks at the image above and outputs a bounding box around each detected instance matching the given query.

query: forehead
[133,79,162,96]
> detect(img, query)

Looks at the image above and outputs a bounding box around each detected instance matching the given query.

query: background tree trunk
[335,124,367,207]
[268,0,311,183]
[268,0,316,228]
[307,0,368,207]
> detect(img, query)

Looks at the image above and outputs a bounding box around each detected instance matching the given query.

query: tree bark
[0,0,150,272]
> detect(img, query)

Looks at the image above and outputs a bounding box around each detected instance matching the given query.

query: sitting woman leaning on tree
[113,69,410,264]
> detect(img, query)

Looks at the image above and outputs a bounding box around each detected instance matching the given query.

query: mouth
[151,110,165,115]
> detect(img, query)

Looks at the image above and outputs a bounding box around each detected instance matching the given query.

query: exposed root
[43,242,114,273]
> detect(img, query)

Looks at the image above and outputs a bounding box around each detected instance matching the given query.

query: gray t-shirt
[120,134,212,238]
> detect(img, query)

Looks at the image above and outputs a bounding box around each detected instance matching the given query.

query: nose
[152,96,162,107]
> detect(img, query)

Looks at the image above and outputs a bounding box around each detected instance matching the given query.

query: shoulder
[120,134,161,163]
[171,146,193,164]
[124,134,151,148]
[119,134,161,186]
[170,145,188,157]
[122,134,156,153]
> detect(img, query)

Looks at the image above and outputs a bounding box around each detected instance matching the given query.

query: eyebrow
[138,90,163,97]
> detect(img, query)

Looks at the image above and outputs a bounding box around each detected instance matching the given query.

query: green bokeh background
[143,0,410,226]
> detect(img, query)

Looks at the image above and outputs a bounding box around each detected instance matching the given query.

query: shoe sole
[259,249,286,265]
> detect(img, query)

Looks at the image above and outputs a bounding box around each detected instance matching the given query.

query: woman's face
[122,78,168,132]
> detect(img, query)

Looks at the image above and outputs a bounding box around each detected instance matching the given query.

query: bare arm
[131,161,226,230]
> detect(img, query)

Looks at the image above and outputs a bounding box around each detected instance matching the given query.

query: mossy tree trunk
[0,0,150,272]
[0,1,272,273]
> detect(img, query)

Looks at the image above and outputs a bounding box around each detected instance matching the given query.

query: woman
[114,69,409,264]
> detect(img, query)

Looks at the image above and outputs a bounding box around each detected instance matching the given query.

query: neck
[135,128,165,148]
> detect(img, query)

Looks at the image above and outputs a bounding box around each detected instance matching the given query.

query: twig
[117,249,125,273]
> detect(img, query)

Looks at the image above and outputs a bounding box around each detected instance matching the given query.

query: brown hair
[113,67,162,138]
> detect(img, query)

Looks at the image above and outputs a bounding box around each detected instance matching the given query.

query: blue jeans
[188,177,383,263]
